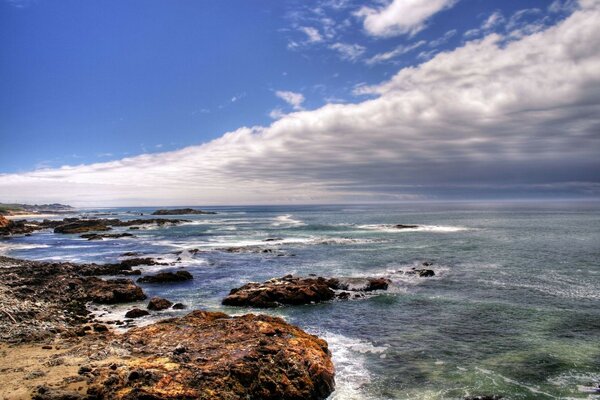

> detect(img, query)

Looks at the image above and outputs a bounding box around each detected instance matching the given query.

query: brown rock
[86,311,334,400]
[147,297,173,311]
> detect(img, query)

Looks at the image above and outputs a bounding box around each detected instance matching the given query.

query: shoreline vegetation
[0,209,502,400]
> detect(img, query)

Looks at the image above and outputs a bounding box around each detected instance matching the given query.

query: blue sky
[1,0,598,205]
[1,0,573,171]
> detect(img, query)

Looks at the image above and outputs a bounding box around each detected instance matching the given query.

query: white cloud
[269,108,286,119]
[356,0,457,37]
[1,0,599,206]
[366,40,426,65]
[329,42,366,61]
[299,26,323,42]
[428,29,457,47]
[482,11,505,30]
[275,90,305,110]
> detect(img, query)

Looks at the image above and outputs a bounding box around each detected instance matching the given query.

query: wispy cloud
[329,42,366,61]
[275,90,305,110]
[366,40,426,65]
[356,0,457,37]
[299,26,323,43]
[1,2,599,205]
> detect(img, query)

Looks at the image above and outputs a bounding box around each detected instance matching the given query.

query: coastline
[0,255,335,399]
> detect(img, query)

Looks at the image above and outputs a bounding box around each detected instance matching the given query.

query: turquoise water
[2,201,599,399]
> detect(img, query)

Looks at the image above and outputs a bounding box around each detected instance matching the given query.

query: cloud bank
[1,0,599,206]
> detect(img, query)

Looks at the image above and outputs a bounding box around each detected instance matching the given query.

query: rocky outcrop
[223,275,391,308]
[137,270,193,283]
[152,208,216,215]
[0,256,146,342]
[394,224,419,229]
[54,220,112,234]
[0,258,335,400]
[0,214,9,228]
[1,217,190,236]
[85,311,334,400]
[147,296,173,310]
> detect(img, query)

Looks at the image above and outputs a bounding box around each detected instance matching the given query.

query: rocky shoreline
[0,256,335,399]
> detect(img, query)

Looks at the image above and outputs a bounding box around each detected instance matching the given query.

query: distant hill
[0,203,74,215]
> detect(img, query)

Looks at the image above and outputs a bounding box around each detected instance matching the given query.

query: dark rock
[172,303,186,310]
[125,308,150,318]
[92,323,109,332]
[54,220,111,234]
[80,233,134,240]
[394,224,419,229]
[151,208,216,215]
[364,278,391,291]
[147,297,173,311]
[137,270,193,284]
[405,268,435,277]
[224,275,392,308]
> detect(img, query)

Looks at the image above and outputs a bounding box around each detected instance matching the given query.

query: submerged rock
[137,270,193,284]
[394,224,419,229]
[80,232,135,240]
[223,275,391,308]
[151,208,217,215]
[86,311,334,400]
[404,268,435,277]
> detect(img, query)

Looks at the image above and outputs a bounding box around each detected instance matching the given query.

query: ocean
[1,201,599,400]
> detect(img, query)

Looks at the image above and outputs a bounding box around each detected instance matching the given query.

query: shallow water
[2,201,599,399]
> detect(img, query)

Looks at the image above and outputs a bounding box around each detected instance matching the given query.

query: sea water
[1,201,599,399]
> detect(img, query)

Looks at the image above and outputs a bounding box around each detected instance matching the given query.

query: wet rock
[172,303,186,309]
[121,252,141,257]
[92,323,109,332]
[405,268,435,277]
[125,308,150,318]
[223,276,336,308]
[80,233,135,240]
[137,270,193,284]
[224,275,392,308]
[86,278,146,304]
[364,277,391,291]
[118,257,167,268]
[147,297,173,311]
[394,224,419,229]
[54,220,112,234]
[86,311,334,400]
[151,208,216,215]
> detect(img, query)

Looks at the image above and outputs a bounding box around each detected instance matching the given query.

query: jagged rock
[224,275,392,308]
[147,297,173,311]
[125,308,150,318]
[151,208,216,215]
[86,278,146,304]
[137,270,193,284]
[86,311,334,400]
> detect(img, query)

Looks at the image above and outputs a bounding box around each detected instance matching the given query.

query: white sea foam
[0,242,50,255]
[272,214,306,227]
[319,331,388,400]
[357,224,469,233]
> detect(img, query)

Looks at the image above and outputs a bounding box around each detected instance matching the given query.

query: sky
[1,0,599,206]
